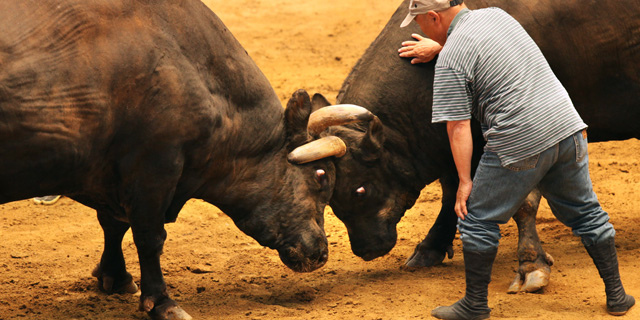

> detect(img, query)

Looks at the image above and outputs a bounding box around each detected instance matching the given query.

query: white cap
[400,0,461,28]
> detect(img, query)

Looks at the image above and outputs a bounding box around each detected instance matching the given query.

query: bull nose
[319,252,328,265]
[307,245,329,269]
[277,236,328,272]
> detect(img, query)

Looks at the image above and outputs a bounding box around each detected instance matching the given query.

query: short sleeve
[431,66,473,123]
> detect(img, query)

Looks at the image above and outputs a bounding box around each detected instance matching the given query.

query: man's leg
[584,238,635,315]
[432,150,550,319]
[431,249,497,320]
[538,131,634,315]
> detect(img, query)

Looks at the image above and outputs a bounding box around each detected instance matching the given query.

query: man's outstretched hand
[398,33,442,64]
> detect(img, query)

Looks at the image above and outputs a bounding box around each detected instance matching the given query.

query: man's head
[400,0,463,28]
[400,0,464,45]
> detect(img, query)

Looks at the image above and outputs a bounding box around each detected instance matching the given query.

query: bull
[0,0,372,319]
[313,0,640,293]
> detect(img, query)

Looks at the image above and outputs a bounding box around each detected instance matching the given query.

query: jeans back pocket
[504,154,540,172]
[573,130,588,163]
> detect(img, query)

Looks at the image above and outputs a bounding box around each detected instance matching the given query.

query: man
[398,0,635,319]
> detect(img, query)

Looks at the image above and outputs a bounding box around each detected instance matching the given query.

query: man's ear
[427,11,440,24]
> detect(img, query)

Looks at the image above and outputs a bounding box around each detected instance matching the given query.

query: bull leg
[92,210,138,294]
[128,209,192,320]
[508,189,554,293]
[405,174,457,267]
[120,159,192,320]
[110,148,192,319]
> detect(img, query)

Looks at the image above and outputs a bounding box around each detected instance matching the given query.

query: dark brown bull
[0,0,372,319]
[314,0,640,293]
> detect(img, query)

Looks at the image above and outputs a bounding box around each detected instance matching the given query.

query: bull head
[298,93,416,261]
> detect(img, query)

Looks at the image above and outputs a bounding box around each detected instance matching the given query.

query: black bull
[314,0,640,293]
[0,0,376,319]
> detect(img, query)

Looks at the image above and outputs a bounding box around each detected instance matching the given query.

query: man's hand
[398,34,443,64]
[455,179,472,220]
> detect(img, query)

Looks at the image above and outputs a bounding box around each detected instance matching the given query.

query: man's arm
[398,34,443,64]
[446,119,473,219]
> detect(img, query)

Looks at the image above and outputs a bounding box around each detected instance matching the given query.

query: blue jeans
[459,130,616,252]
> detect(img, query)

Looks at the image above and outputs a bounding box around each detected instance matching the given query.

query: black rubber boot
[584,238,635,316]
[431,249,497,320]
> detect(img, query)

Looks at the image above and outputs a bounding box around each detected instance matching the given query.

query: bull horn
[287,136,347,164]
[308,104,374,137]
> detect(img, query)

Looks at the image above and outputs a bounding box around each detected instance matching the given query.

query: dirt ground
[1,0,639,319]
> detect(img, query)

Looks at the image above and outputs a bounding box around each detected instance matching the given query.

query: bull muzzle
[277,236,329,272]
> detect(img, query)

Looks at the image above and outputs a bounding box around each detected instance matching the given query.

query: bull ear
[285,89,312,150]
[356,116,384,162]
[311,93,331,112]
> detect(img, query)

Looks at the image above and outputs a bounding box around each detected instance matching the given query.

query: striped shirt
[431,8,587,166]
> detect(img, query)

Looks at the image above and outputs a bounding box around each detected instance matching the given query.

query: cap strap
[450,0,463,6]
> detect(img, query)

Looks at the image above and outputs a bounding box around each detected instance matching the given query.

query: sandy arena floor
[1,1,638,319]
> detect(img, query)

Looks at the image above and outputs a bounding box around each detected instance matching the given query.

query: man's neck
[440,4,467,31]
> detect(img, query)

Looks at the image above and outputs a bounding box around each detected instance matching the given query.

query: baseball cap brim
[400,12,417,28]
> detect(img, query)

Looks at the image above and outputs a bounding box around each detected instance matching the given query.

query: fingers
[399,51,414,59]
[398,45,415,53]
[400,35,440,63]
[411,56,433,64]
[456,180,473,218]
[454,183,471,219]
[398,42,416,58]
[460,201,468,216]
[455,201,467,220]
[399,46,417,59]
[399,41,418,49]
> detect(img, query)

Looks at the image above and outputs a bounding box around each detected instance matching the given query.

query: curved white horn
[308,104,374,137]
[287,136,347,164]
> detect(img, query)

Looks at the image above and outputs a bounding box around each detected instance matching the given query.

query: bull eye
[355,186,366,197]
[316,169,326,182]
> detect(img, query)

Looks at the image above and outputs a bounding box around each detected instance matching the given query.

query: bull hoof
[521,269,550,292]
[146,299,193,320]
[507,264,551,294]
[508,272,524,293]
[32,195,61,205]
[165,306,193,320]
[92,264,139,294]
[404,244,454,268]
